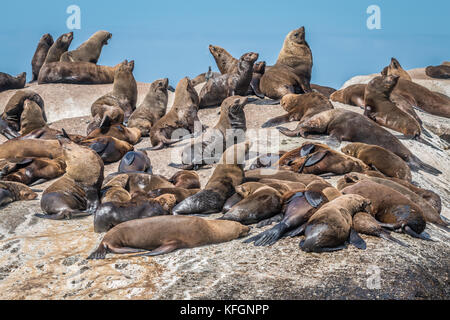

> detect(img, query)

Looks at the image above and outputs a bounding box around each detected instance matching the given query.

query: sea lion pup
[146,77,202,150]
[425,64,450,79]
[0,72,26,93]
[87,121,141,145]
[244,181,339,246]
[381,57,412,81]
[311,84,336,98]
[87,215,250,259]
[0,139,62,159]
[80,136,133,163]
[364,75,423,139]
[60,30,112,64]
[35,138,104,220]
[277,109,441,175]
[43,32,74,64]
[172,142,249,215]
[0,181,37,207]
[93,194,174,233]
[199,52,258,107]
[330,84,366,107]
[298,194,370,252]
[31,33,54,82]
[341,180,430,240]
[148,187,200,204]
[341,142,412,181]
[260,26,313,99]
[118,151,152,173]
[169,170,200,189]
[127,78,169,136]
[3,157,66,186]
[171,96,248,170]
[262,92,333,128]
[338,173,448,230]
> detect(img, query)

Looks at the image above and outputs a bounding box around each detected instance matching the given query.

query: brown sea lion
[31,33,54,82]
[101,185,131,204]
[127,173,174,196]
[0,181,37,207]
[299,194,370,252]
[244,168,325,185]
[148,187,200,203]
[330,84,366,107]
[19,100,47,135]
[35,138,104,220]
[87,122,141,145]
[0,72,26,93]
[262,92,333,128]
[87,215,250,259]
[426,64,450,79]
[247,61,266,98]
[60,30,112,64]
[43,32,73,64]
[277,109,441,175]
[146,77,202,150]
[169,170,200,189]
[209,45,238,74]
[248,152,285,170]
[0,139,62,159]
[127,78,169,136]
[381,58,412,81]
[199,52,258,107]
[311,84,336,98]
[118,150,152,173]
[191,67,221,87]
[341,180,430,240]
[80,136,133,163]
[171,95,247,170]
[341,142,411,181]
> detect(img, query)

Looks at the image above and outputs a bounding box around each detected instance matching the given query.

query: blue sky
[0,0,449,89]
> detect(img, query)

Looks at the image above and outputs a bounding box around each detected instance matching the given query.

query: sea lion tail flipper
[243,222,288,247]
[379,231,409,247]
[255,213,283,228]
[283,223,307,238]
[276,126,301,137]
[349,228,367,250]
[29,179,49,187]
[168,162,195,170]
[134,242,178,257]
[87,244,109,260]
[261,114,291,128]
[304,151,328,168]
[139,143,164,151]
[408,156,442,176]
[34,213,65,220]
[403,226,435,241]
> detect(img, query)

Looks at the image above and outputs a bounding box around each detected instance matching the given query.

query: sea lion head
[57,32,74,48]
[152,78,169,91]
[240,52,259,64]
[95,30,112,45]
[368,75,399,98]
[280,94,299,111]
[289,26,306,44]
[209,44,226,59]
[253,61,266,74]
[174,77,200,107]
[41,33,54,46]
[341,144,358,157]
[222,95,248,117]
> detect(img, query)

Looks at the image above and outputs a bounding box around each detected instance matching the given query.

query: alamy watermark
[66,5,81,30]
[367,5,381,30]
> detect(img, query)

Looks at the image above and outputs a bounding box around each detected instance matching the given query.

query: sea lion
[43,32,74,64]
[0,72,26,93]
[277,109,441,175]
[118,151,152,173]
[172,142,249,215]
[0,139,62,159]
[171,95,247,169]
[262,92,334,128]
[127,78,169,136]
[127,173,174,196]
[87,215,250,259]
[60,30,112,64]
[330,84,366,107]
[364,75,422,138]
[36,138,104,220]
[38,61,123,85]
[0,181,37,207]
[244,168,325,185]
[248,152,285,170]
[425,64,450,79]
[93,195,174,233]
[209,45,239,74]
[199,52,258,107]
[80,136,134,163]
[19,100,47,135]
[146,77,202,150]
[260,26,313,99]
[381,58,412,81]
[148,187,200,203]
[191,67,221,87]
[247,61,266,98]
[31,33,54,82]
[169,170,201,189]
[310,84,336,98]
[341,180,429,240]
[341,142,411,181]
[87,122,141,145]
[300,194,370,252]
[101,185,131,204]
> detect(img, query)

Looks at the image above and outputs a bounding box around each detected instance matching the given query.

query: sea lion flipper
[304,151,328,167]
[29,178,49,187]
[304,191,324,208]
[136,242,178,257]
[403,226,435,241]
[283,223,307,238]
[379,231,409,247]
[243,222,288,246]
[89,141,108,154]
[250,80,265,99]
[256,213,283,228]
[261,114,290,128]
[99,115,112,134]
[300,144,315,157]
[276,126,301,137]
[349,228,366,250]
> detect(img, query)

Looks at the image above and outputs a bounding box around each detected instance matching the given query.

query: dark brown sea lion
[148,187,200,203]
[425,64,450,79]
[118,150,152,173]
[0,72,26,93]
[43,32,73,64]
[381,58,412,81]
[0,181,37,207]
[127,78,169,136]
[101,185,131,204]
[262,92,333,128]
[330,84,366,107]
[36,138,104,220]
[260,26,313,99]
[87,122,141,145]
[146,77,201,150]
[31,33,54,82]
[247,61,266,98]
[171,95,247,169]
[310,84,336,98]
[299,194,370,252]
[127,173,174,196]
[341,180,430,240]
[18,100,47,135]
[60,30,112,64]
[15,126,84,143]
[248,152,285,170]
[80,136,134,163]
[0,139,62,159]
[87,215,250,259]
[169,170,200,189]
[199,52,258,107]
[277,109,441,175]
[341,142,411,181]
